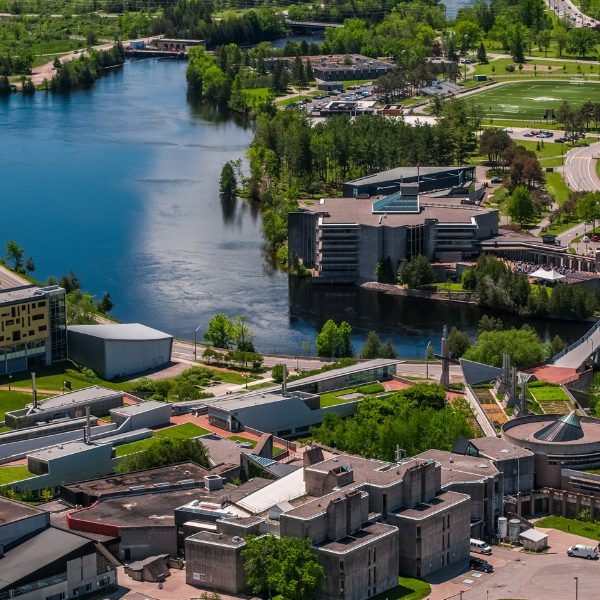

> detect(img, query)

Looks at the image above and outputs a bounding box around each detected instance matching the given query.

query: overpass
[550,319,600,369]
[286,20,344,30]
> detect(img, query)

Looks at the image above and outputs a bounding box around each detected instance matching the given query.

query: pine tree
[292,55,305,88]
[477,41,488,64]
[512,32,525,63]
[305,58,314,83]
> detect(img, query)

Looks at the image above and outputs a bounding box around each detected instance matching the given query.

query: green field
[371,577,431,600]
[531,386,570,402]
[0,391,53,421]
[227,435,258,447]
[474,58,599,78]
[31,39,85,55]
[320,387,363,408]
[470,81,600,119]
[535,515,600,541]
[0,466,35,485]
[115,423,210,456]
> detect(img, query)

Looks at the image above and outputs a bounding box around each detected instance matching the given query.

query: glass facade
[48,289,67,362]
[349,367,384,386]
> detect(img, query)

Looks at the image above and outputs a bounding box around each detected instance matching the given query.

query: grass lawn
[474,57,598,78]
[227,435,257,447]
[0,363,133,393]
[115,437,157,456]
[544,171,572,206]
[320,387,361,408]
[573,226,600,243]
[155,423,210,439]
[371,577,430,600]
[213,371,250,385]
[0,466,36,485]
[242,87,270,101]
[31,39,85,54]
[277,95,311,106]
[246,381,276,391]
[482,119,566,130]
[535,515,600,541]
[0,390,53,421]
[532,386,570,402]
[468,81,600,120]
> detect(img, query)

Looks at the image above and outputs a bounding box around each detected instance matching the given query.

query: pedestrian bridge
[550,319,600,369]
[286,20,344,29]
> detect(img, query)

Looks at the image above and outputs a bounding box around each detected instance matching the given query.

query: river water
[0,59,590,356]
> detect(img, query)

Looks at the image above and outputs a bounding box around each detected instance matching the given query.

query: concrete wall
[493,455,534,496]
[110,403,172,430]
[105,338,173,380]
[67,330,106,379]
[118,527,176,562]
[0,508,49,547]
[185,538,248,594]
[316,529,399,600]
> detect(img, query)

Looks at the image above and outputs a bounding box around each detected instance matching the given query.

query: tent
[529,268,565,281]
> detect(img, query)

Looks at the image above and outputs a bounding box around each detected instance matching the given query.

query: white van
[470,539,492,555]
[568,544,598,559]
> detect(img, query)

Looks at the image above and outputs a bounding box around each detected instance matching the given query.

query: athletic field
[470,81,600,120]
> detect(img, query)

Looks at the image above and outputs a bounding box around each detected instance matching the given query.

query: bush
[131,376,156,393]
[272,363,285,383]
[358,383,385,395]
[182,366,214,380]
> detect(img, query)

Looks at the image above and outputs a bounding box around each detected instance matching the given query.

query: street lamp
[426,341,432,379]
[8,374,12,391]
[194,324,202,361]
[574,576,578,600]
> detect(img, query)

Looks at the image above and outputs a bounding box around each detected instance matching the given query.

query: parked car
[73,50,79,54]
[568,545,599,559]
[593,235,598,242]
[583,236,590,243]
[554,138,565,143]
[470,539,492,555]
[595,247,600,255]
[502,128,513,133]
[491,177,503,183]
[524,132,533,137]
[470,558,494,573]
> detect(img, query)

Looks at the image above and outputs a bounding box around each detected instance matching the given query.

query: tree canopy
[316,320,353,358]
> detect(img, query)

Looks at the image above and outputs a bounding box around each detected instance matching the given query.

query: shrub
[131,376,156,393]
[357,383,385,395]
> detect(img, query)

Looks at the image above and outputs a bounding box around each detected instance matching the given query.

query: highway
[0,265,31,290]
[544,0,597,27]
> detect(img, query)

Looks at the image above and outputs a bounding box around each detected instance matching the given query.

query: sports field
[471,81,600,120]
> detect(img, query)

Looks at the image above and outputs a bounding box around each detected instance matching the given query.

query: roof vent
[233,536,241,542]
[501,449,510,453]
[332,458,338,462]
[478,464,488,468]
[449,457,453,463]
[174,465,179,469]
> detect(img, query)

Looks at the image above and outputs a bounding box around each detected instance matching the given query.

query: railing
[549,319,600,364]
[0,572,68,599]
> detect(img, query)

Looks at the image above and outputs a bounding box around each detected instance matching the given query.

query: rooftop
[417,449,499,479]
[72,487,239,527]
[0,284,59,304]
[67,323,173,341]
[0,527,93,592]
[503,415,600,449]
[186,530,247,547]
[468,437,534,461]
[275,54,394,70]
[111,400,171,416]
[313,521,397,553]
[285,490,368,519]
[61,462,218,497]
[303,196,493,227]
[199,436,255,466]
[0,496,46,528]
[32,385,122,411]
[393,490,469,519]
[347,166,473,186]
[28,440,107,461]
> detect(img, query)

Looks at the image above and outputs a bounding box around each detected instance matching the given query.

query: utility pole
[194,324,202,361]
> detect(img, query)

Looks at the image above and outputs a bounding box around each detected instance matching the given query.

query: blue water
[0,59,589,356]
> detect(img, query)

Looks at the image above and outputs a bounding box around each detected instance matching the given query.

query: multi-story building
[0,284,67,375]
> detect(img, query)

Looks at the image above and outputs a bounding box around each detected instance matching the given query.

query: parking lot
[281,82,376,112]
[426,528,600,600]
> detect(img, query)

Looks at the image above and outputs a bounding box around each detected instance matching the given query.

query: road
[544,0,597,28]
[0,265,31,290]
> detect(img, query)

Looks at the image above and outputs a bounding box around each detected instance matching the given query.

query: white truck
[567,544,599,559]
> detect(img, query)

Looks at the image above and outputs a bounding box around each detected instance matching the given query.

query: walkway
[553,329,600,368]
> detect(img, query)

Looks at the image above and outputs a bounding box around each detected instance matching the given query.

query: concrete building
[204,359,398,438]
[317,81,343,91]
[264,54,395,82]
[0,496,50,548]
[288,193,497,283]
[109,400,172,430]
[5,386,124,430]
[0,284,67,375]
[157,39,205,51]
[519,528,548,551]
[67,323,173,379]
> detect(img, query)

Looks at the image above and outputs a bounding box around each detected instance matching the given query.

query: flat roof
[286,490,368,519]
[32,385,122,411]
[200,436,254,466]
[187,531,247,547]
[62,462,218,496]
[303,197,493,227]
[504,415,600,449]
[0,496,47,528]
[28,440,106,461]
[67,323,172,341]
[111,400,171,415]
[0,284,57,304]
[469,437,534,460]
[393,490,469,519]
[418,449,499,478]
[74,487,239,527]
[314,521,397,553]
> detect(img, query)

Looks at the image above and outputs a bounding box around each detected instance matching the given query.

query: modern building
[288,192,497,283]
[317,81,343,91]
[264,54,395,82]
[0,284,67,375]
[67,323,173,379]
[0,497,117,600]
[109,400,172,430]
[343,166,476,198]
[203,359,400,438]
[5,385,124,429]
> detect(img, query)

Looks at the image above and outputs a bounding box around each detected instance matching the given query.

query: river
[0,59,590,357]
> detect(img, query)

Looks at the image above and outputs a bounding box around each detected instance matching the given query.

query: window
[16,318,20,324]
[12,331,20,341]
[340,560,344,572]
[448,532,450,547]
[32,314,44,321]
[11,307,15,317]
[373,546,376,562]
[373,567,376,582]
[29,330,34,336]
[37,301,46,307]
[367,590,370,598]
[442,554,444,566]
[447,552,450,564]
[416,526,421,538]
[31,303,36,309]
[0,337,3,342]
[39,325,47,332]
[340,580,344,596]
[447,514,450,527]
[368,548,371,564]
[5,320,14,326]
[86,584,92,592]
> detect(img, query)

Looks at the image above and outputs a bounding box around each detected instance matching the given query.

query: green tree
[476,41,488,64]
[302,341,311,357]
[477,315,503,335]
[41,488,53,502]
[292,55,305,87]
[305,57,314,82]
[204,313,235,349]
[46,276,58,286]
[567,27,599,59]
[397,254,435,288]
[273,537,324,600]
[507,186,535,225]
[577,191,600,233]
[25,256,35,274]
[448,327,471,359]
[243,534,281,599]
[360,331,398,359]
[67,290,97,325]
[233,315,256,352]
[220,160,238,195]
[536,30,552,57]
[97,293,115,314]
[53,56,61,69]
[316,320,353,358]
[5,240,24,270]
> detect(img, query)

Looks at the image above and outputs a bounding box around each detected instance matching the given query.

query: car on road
[568,544,599,559]
[73,50,79,53]
[470,539,492,555]
[583,236,590,243]
[502,128,513,133]
[555,138,565,143]
[593,235,599,242]
[524,132,533,137]
[595,248,600,255]
[491,177,503,183]
[470,558,494,573]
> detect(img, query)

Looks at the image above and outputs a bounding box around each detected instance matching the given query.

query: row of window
[0,325,46,343]
[0,300,46,319]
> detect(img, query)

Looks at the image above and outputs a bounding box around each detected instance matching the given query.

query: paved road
[0,265,30,290]
[563,141,600,192]
[544,0,597,28]
[554,327,600,368]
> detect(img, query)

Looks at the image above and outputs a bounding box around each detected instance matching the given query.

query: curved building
[502,412,600,488]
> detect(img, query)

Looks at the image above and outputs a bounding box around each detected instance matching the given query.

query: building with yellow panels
[0,284,67,374]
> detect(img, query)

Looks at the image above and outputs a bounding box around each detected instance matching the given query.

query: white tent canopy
[529,268,565,281]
